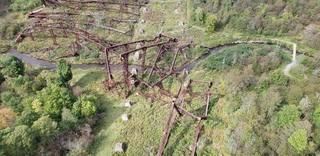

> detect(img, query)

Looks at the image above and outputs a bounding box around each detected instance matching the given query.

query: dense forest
[188,0,320,49]
[0,55,102,155]
[191,44,320,155]
[0,0,320,155]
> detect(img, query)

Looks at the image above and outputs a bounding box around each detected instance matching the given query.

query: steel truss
[14,1,212,155]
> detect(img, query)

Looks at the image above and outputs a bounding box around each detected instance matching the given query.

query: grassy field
[69,69,126,155]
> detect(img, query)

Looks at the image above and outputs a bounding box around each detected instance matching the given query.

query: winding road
[1,41,298,76]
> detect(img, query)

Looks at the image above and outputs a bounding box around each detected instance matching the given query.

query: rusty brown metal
[191,120,202,156]
[45,0,143,15]
[15,1,213,155]
[155,76,212,156]
[157,102,176,156]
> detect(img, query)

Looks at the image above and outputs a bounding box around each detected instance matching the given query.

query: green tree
[32,116,58,144]
[72,94,97,118]
[313,104,320,128]
[270,70,288,86]
[0,127,11,155]
[259,87,282,119]
[1,91,23,112]
[81,100,97,117]
[60,107,77,131]
[9,75,32,94]
[3,125,36,155]
[195,7,206,25]
[206,14,217,32]
[15,110,39,127]
[32,75,46,92]
[277,105,301,126]
[57,59,72,85]
[36,84,75,120]
[286,86,303,105]
[288,129,307,153]
[0,54,24,77]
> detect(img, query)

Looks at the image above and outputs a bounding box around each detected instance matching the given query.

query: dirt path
[269,39,297,77]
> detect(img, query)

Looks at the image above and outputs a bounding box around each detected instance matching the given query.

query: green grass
[70,69,106,88]
[69,68,127,155]
[88,95,126,156]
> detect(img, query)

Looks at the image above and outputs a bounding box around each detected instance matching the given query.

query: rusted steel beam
[151,73,171,87]
[105,48,113,81]
[51,28,106,49]
[48,0,140,15]
[160,34,180,40]
[29,14,131,29]
[29,7,44,15]
[119,40,172,56]
[157,83,175,98]
[111,19,137,23]
[28,12,136,29]
[29,33,34,41]
[28,12,86,18]
[175,105,204,120]
[205,94,210,117]
[157,102,176,156]
[59,23,68,37]
[49,29,57,45]
[56,52,78,59]
[179,79,191,107]
[28,43,64,53]
[141,47,147,71]
[147,47,164,82]
[131,75,153,89]
[23,30,68,38]
[122,53,129,97]
[191,120,202,156]
[105,34,171,51]
[25,21,114,46]
[61,0,145,7]
[173,103,183,117]
[169,49,180,73]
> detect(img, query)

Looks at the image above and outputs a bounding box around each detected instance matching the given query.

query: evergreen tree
[57,59,72,85]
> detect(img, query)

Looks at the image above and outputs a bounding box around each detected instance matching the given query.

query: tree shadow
[74,70,105,88]
[88,92,125,155]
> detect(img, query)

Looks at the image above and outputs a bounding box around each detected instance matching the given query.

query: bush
[36,85,76,120]
[313,104,320,128]
[288,129,307,153]
[277,105,301,126]
[1,91,23,112]
[0,54,24,77]
[15,110,39,127]
[10,0,41,12]
[57,59,72,84]
[9,75,32,94]
[270,70,288,86]
[72,94,97,118]
[206,14,217,32]
[3,125,36,155]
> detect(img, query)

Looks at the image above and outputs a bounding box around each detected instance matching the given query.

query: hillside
[0,0,320,156]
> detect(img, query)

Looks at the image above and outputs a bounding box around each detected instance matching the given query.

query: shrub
[270,70,288,86]
[288,129,307,153]
[0,54,24,77]
[1,91,23,112]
